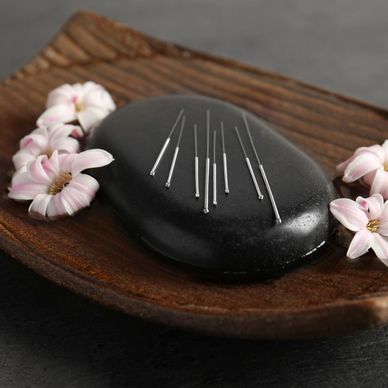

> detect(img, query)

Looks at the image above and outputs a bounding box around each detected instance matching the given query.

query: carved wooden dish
[1,11,388,340]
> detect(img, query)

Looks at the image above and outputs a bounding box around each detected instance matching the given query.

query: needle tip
[165,182,170,188]
[150,171,155,176]
[258,194,264,200]
[203,208,209,214]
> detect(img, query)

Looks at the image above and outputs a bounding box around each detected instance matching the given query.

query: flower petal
[8,171,48,200]
[382,140,388,160]
[37,103,76,127]
[48,123,77,140]
[81,81,99,94]
[346,229,372,259]
[356,193,384,220]
[12,124,82,170]
[342,152,382,183]
[70,125,84,138]
[77,106,109,132]
[70,173,100,198]
[336,155,356,176]
[362,170,377,187]
[378,201,388,235]
[12,150,36,171]
[378,223,388,236]
[8,183,48,200]
[337,146,384,175]
[70,149,114,176]
[41,151,62,179]
[50,136,80,154]
[57,153,78,172]
[367,145,386,162]
[58,184,94,215]
[53,173,101,217]
[28,155,53,184]
[370,234,388,265]
[330,198,368,232]
[46,84,76,107]
[83,85,116,112]
[28,194,52,219]
[370,170,388,199]
[46,192,71,219]
[8,155,55,199]
[19,129,48,150]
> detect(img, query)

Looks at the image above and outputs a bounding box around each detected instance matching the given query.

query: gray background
[1,0,388,387]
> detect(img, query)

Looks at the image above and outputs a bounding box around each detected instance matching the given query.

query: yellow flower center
[41,148,53,158]
[367,219,380,233]
[48,171,72,195]
[75,101,84,112]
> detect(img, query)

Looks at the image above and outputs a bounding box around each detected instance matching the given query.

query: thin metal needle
[204,110,210,214]
[194,124,200,198]
[243,112,281,223]
[220,122,229,194]
[234,126,264,200]
[165,115,186,188]
[150,109,184,176]
[213,130,217,206]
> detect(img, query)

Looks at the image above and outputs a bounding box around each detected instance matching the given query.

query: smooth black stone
[89,95,337,277]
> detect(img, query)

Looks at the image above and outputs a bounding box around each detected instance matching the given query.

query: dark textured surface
[2,255,388,388]
[1,1,388,387]
[91,95,335,275]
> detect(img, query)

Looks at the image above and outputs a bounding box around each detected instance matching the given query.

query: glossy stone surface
[89,95,336,277]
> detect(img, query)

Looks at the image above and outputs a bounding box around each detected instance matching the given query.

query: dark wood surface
[1,11,388,340]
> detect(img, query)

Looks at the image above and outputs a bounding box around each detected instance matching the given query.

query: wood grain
[1,11,388,339]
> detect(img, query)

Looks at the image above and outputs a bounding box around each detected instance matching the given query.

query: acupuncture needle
[204,110,210,214]
[234,126,264,200]
[213,130,217,206]
[243,112,281,223]
[165,115,186,188]
[150,109,184,176]
[194,124,200,198]
[220,122,229,194]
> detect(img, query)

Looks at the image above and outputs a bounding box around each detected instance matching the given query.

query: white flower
[37,81,116,134]
[337,140,388,199]
[8,149,114,220]
[330,193,388,263]
[12,123,83,170]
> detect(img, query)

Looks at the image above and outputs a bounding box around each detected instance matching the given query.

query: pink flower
[330,193,388,264]
[337,140,388,198]
[8,149,114,220]
[36,82,116,134]
[12,124,83,171]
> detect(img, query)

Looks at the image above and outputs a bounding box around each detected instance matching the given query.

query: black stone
[89,95,336,278]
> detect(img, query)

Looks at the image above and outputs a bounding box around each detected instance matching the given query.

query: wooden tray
[1,11,388,340]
